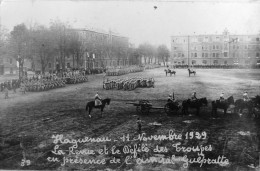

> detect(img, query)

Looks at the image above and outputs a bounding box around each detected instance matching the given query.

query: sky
[0,0,260,47]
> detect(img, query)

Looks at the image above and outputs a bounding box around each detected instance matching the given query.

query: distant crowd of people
[105,66,144,76]
[0,69,92,99]
[173,64,260,69]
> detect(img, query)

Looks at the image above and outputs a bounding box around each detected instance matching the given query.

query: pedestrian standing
[137,117,142,133]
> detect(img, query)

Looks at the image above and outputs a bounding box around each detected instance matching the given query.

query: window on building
[174,47,177,50]
[202,46,204,50]
[216,53,219,58]
[213,60,218,65]
[224,52,228,57]
[194,46,197,50]
[213,45,215,50]
[67,63,70,68]
[224,44,228,50]
[172,40,174,42]
[48,63,51,68]
[192,60,196,64]
[203,60,207,64]
[224,61,227,65]
[257,53,260,58]
[191,53,193,57]
[174,53,177,57]
[182,54,185,57]
[256,38,259,41]
[202,53,204,57]
[178,53,181,57]
[10,58,12,64]
[194,53,197,57]
[213,53,215,57]
[215,37,220,41]
[205,53,208,57]
[216,45,219,49]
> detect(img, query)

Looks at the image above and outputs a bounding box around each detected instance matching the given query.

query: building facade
[0,54,18,75]
[76,29,129,69]
[30,28,130,73]
[171,30,260,66]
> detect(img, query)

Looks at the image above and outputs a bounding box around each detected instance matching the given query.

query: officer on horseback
[168,94,174,103]
[191,91,197,101]
[220,93,225,102]
[95,91,102,106]
[243,91,249,102]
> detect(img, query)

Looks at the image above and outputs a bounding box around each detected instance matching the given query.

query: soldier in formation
[24,78,66,92]
[103,77,155,91]
[106,66,144,76]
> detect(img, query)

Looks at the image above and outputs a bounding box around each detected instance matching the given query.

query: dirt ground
[0,68,260,171]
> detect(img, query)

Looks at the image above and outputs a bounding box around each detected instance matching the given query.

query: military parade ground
[0,67,260,170]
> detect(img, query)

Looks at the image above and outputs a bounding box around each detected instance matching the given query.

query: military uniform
[220,93,225,102]
[243,92,249,102]
[191,92,197,101]
[95,93,102,106]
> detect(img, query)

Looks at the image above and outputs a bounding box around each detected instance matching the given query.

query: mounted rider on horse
[95,91,102,106]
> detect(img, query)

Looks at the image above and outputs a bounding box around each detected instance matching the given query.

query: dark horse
[182,97,208,116]
[188,69,196,77]
[252,95,260,107]
[234,99,254,117]
[211,96,234,117]
[86,98,111,118]
[164,69,176,76]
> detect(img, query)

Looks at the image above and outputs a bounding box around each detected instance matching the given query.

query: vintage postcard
[0,0,260,170]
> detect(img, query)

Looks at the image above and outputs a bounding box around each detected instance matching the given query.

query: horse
[252,95,260,107]
[164,69,176,76]
[211,96,234,117]
[188,69,196,77]
[182,97,208,116]
[164,69,168,76]
[86,98,111,118]
[234,99,255,117]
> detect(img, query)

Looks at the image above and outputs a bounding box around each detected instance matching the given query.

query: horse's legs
[224,108,227,117]
[196,108,200,116]
[89,107,92,118]
[211,107,215,117]
[182,107,185,116]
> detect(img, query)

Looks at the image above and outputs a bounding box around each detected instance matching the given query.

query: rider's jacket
[191,93,197,100]
[243,93,249,101]
[95,94,101,100]
[220,93,225,101]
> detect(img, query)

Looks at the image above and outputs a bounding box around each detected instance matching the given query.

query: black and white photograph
[0,0,260,170]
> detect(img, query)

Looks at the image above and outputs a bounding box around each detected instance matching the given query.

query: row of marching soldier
[103,77,155,90]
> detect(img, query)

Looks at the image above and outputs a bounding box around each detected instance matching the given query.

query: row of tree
[0,20,170,75]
